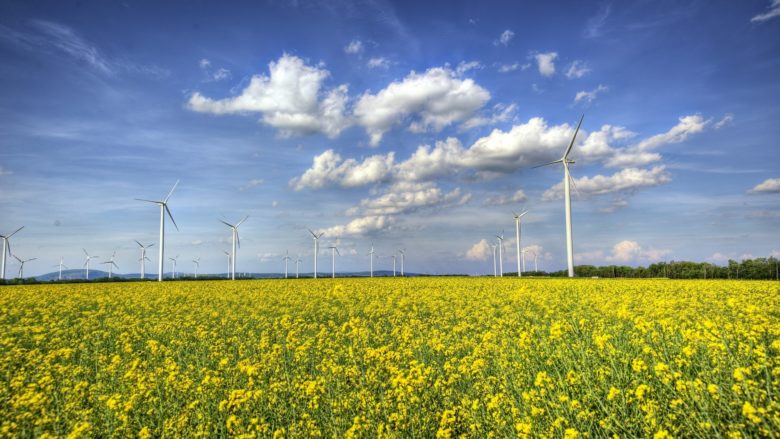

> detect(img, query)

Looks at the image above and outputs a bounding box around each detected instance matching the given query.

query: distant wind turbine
[390,254,397,277]
[1,226,23,280]
[134,240,154,279]
[513,211,528,278]
[282,251,291,279]
[533,115,584,277]
[101,251,119,279]
[192,257,200,278]
[54,257,67,281]
[327,245,339,278]
[368,244,376,277]
[219,216,248,280]
[135,180,179,282]
[496,232,505,277]
[295,255,302,279]
[13,254,36,278]
[491,243,497,277]
[527,248,539,272]
[83,248,98,280]
[169,255,179,279]
[223,251,231,279]
[307,229,324,279]
[399,249,406,277]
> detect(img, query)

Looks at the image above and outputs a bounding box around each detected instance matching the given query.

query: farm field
[1,278,779,438]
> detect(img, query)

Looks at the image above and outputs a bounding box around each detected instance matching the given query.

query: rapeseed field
[0,278,778,437]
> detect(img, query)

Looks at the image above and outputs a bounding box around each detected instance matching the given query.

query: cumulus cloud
[465,239,491,260]
[317,215,394,237]
[751,0,780,22]
[714,113,734,129]
[459,103,517,131]
[456,60,483,75]
[239,179,264,191]
[353,67,491,145]
[187,54,351,138]
[574,84,608,104]
[344,40,364,54]
[494,30,515,46]
[289,149,395,190]
[565,60,591,79]
[348,181,471,216]
[199,58,231,81]
[367,57,390,69]
[605,114,709,167]
[483,190,527,206]
[749,178,780,194]
[578,240,670,264]
[542,166,671,200]
[497,62,530,73]
[534,52,558,77]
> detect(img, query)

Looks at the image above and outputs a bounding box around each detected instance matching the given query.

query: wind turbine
[526,248,538,272]
[134,240,154,279]
[307,229,324,279]
[192,257,200,278]
[13,255,36,278]
[368,244,376,277]
[282,251,291,279]
[83,248,98,280]
[169,255,179,279]
[54,257,67,281]
[219,216,248,281]
[399,249,406,277]
[136,180,179,282]
[223,251,231,279]
[496,232,505,277]
[513,211,529,278]
[326,245,339,278]
[534,115,584,277]
[295,255,302,279]
[1,226,23,280]
[101,251,119,279]
[491,243,497,277]
[390,254,397,277]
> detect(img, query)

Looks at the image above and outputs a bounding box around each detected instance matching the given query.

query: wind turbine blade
[135,198,160,204]
[335,248,340,256]
[307,228,317,238]
[563,114,584,160]
[317,232,324,239]
[519,210,529,217]
[147,243,154,248]
[164,179,180,203]
[111,261,118,268]
[218,219,234,228]
[532,159,563,169]
[83,248,89,256]
[29,258,37,262]
[236,216,249,227]
[236,231,240,248]
[7,226,23,238]
[13,255,21,262]
[568,170,581,198]
[134,240,143,248]
[165,204,179,231]
[5,240,10,256]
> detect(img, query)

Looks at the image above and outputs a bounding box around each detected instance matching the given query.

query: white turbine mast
[219,216,248,281]
[82,248,99,280]
[307,229,324,279]
[390,254,397,277]
[496,232,505,277]
[399,249,406,277]
[533,115,584,277]
[223,251,231,279]
[282,250,291,279]
[168,255,179,279]
[0,226,23,280]
[192,256,200,278]
[54,257,68,281]
[326,245,340,278]
[101,250,119,279]
[135,180,179,282]
[13,254,36,278]
[134,240,154,279]
[491,243,497,277]
[295,255,302,279]
[513,210,529,278]
[368,243,376,277]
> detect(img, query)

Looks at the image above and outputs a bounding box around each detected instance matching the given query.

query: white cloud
[749,178,780,194]
[456,60,483,75]
[212,67,231,81]
[574,84,608,104]
[534,52,558,77]
[348,182,471,216]
[714,113,734,129]
[239,179,264,191]
[751,0,780,22]
[497,62,527,73]
[367,57,390,69]
[494,30,515,46]
[199,58,211,69]
[597,199,629,213]
[272,201,279,208]
[199,58,231,82]
[290,149,395,190]
[318,215,394,237]
[459,103,516,131]
[565,60,591,79]
[353,67,491,145]
[605,114,709,167]
[578,124,636,160]
[542,166,671,200]
[465,239,491,261]
[709,252,730,262]
[484,190,527,206]
[578,240,670,264]
[344,40,364,54]
[584,4,611,38]
[187,54,350,138]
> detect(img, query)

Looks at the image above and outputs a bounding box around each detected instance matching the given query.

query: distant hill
[32,269,423,282]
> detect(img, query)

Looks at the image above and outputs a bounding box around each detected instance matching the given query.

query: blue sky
[1,0,779,277]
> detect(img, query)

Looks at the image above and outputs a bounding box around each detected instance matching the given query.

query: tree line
[541,257,780,280]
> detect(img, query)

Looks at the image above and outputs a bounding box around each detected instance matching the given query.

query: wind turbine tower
[192,257,200,278]
[399,249,406,277]
[55,257,67,281]
[1,226,23,280]
[102,251,119,279]
[368,244,376,277]
[513,211,528,278]
[134,241,154,279]
[13,255,36,278]
[219,216,248,281]
[282,251,291,279]
[135,180,179,282]
[82,248,98,280]
[327,245,339,278]
[496,232,505,277]
[307,229,324,279]
[169,255,179,279]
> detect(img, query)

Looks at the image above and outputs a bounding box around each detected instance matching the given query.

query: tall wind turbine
[282,251,291,279]
[513,211,529,278]
[327,245,339,278]
[390,254,397,277]
[134,240,154,279]
[1,226,23,280]
[13,255,36,278]
[295,255,302,279]
[534,115,584,277]
[307,229,324,279]
[169,255,179,279]
[496,232,505,277]
[368,244,376,277]
[219,216,248,280]
[54,257,67,281]
[101,251,119,279]
[136,180,179,282]
[491,243,497,277]
[192,257,200,278]
[223,251,231,279]
[83,248,98,280]
[399,249,406,277]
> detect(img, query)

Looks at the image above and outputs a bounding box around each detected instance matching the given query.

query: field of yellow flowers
[1,278,779,438]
